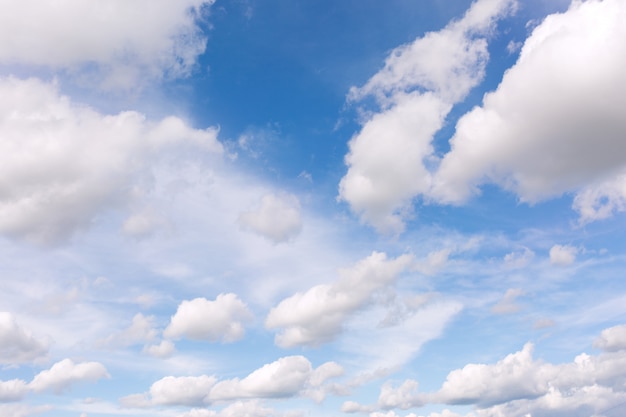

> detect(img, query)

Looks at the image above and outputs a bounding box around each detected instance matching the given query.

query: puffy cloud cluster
[0,77,222,245]
[0,0,215,89]
[164,294,253,342]
[238,193,303,243]
[342,0,626,232]
[265,252,413,347]
[121,355,343,407]
[432,0,626,207]
[347,325,626,416]
[339,0,516,233]
[0,358,109,402]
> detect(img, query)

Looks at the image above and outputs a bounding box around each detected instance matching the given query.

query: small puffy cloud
[0,0,215,89]
[431,0,626,211]
[378,379,421,409]
[0,312,48,365]
[238,193,303,243]
[594,324,626,352]
[98,313,157,348]
[29,359,109,394]
[143,340,176,358]
[573,172,626,224]
[549,244,577,266]
[491,288,524,315]
[339,0,516,233]
[151,375,217,406]
[265,252,413,347]
[0,77,221,245]
[503,247,534,269]
[164,294,252,342]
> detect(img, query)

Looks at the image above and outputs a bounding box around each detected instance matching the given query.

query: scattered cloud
[549,244,578,266]
[29,359,110,394]
[594,324,626,352]
[0,312,48,365]
[164,294,253,342]
[491,288,524,315]
[238,193,303,243]
[265,252,413,347]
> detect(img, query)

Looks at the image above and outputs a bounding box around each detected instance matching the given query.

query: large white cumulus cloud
[339,0,516,234]
[432,0,626,209]
[0,0,214,88]
[0,77,221,244]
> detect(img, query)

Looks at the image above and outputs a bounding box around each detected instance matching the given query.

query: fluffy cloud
[0,0,214,89]
[29,358,109,394]
[339,0,516,233]
[549,244,577,266]
[0,312,48,365]
[0,77,221,245]
[431,0,626,210]
[163,294,252,342]
[122,356,343,407]
[359,326,626,416]
[0,379,29,402]
[265,252,413,347]
[143,340,176,358]
[238,193,303,243]
[210,356,317,401]
[594,324,626,352]
[99,313,157,348]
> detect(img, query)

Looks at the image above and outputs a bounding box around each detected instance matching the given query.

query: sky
[1,0,626,416]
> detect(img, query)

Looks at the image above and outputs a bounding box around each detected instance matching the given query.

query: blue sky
[1,0,626,416]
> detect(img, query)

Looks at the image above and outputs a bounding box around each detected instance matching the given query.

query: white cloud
[0,379,29,402]
[549,244,577,266]
[123,356,343,407]
[238,193,303,243]
[143,340,176,358]
[0,0,215,89]
[491,288,524,315]
[339,0,516,233]
[29,358,109,394]
[209,356,312,401]
[99,313,158,348]
[163,294,252,342]
[594,324,626,352]
[503,247,534,269]
[265,252,413,347]
[151,375,217,406]
[431,0,626,211]
[364,326,626,416]
[0,312,48,365]
[573,172,626,224]
[0,76,221,245]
